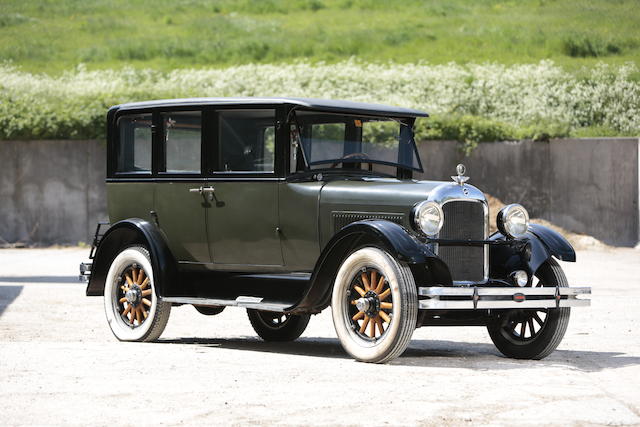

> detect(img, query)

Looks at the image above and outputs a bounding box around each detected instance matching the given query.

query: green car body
[82,97,590,363]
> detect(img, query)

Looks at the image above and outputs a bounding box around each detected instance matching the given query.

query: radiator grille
[333,212,404,233]
[438,201,486,283]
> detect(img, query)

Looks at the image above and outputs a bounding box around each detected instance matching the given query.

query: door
[153,110,209,263]
[206,109,283,267]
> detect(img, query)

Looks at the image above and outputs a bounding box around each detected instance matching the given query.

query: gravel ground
[0,247,639,426]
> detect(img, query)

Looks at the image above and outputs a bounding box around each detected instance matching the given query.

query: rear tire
[247,310,310,342]
[103,246,171,342]
[487,259,571,359]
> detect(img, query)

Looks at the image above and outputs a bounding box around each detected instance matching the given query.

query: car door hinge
[150,210,160,227]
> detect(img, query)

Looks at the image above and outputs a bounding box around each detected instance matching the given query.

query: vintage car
[80,97,590,363]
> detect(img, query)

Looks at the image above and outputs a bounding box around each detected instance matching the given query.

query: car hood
[317,176,486,247]
[319,177,446,208]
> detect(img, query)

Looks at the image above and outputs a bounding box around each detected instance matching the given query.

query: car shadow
[158,336,640,371]
[0,285,23,316]
[0,276,79,284]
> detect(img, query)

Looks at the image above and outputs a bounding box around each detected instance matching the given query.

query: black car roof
[112,97,429,117]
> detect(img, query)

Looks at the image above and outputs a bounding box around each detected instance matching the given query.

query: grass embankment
[1,61,638,149]
[0,0,638,73]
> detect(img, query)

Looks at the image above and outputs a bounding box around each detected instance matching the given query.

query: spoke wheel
[331,247,417,364]
[247,309,310,342]
[104,246,171,342]
[487,259,571,360]
[116,264,153,328]
[348,267,394,341]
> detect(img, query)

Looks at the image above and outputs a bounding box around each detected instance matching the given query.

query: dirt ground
[0,247,639,426]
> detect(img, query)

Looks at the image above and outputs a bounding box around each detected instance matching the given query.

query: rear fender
[85,218,177,298]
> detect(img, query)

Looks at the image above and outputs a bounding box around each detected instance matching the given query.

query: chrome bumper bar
[418,286,591,310]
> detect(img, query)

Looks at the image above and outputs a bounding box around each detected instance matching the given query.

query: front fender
[490,223,576,280]
[528,223,576,262]
[289,220,452,313]
[85,218,177,298]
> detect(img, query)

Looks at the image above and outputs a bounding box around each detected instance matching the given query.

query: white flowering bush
[0,60,638,143]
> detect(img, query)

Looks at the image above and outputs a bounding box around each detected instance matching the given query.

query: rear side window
[116,114,152,173]
[161,111,201,174]
[218,110,275,173]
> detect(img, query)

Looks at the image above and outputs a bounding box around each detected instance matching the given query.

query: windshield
[294,111,423,173]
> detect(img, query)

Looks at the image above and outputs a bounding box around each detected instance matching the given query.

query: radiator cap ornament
[452,163,470,186]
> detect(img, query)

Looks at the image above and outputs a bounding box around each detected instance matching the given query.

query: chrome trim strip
[419,298,590,309]
[162,296,289,311]
[417,286,591,310]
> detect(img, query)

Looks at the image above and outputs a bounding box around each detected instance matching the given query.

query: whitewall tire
[103,246,171,342]
[331,247,417,363]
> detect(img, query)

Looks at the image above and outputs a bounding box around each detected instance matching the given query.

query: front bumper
[418,286,591,310]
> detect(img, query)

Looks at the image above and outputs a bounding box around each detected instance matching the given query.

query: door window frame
[208,105,286,180]
[108,104,287,181]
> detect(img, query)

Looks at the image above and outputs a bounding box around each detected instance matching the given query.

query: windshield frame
[290,109,424,174]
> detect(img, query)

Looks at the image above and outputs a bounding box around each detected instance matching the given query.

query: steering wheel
[330,152,373,170]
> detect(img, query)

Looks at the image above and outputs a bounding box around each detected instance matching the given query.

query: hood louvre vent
[333,212,404,233]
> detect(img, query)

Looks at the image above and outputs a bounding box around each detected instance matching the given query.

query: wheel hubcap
[125,287,140,305]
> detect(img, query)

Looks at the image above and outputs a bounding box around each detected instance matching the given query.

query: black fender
[528,224,576,262]
[290,220,452,313]
[490,223,576,281]
[85,218,177,298]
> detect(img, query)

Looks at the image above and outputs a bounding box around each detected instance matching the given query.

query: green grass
[0,0,638,74]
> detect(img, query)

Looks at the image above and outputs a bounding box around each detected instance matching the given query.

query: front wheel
[487,259,571,359]
[247,310,310,342]
[331,247,417,364]
[103,246,171,342]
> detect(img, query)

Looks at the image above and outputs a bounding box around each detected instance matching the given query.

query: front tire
[103,246,171,342]
[331,247,417,364]
[487,259,571,359]
[247,310,310,342]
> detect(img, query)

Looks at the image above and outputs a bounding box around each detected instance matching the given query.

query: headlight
[411,201,444,236]
[497,204,529,238]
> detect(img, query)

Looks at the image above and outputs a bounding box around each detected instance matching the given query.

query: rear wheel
[331,247,417,364]
[487,259,571,359]
[247,310,310,342]
[103,246,171,342]
[194,305,225,316]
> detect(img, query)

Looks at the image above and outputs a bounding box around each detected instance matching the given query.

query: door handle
[189,186,215,194]
[189,186,215,202]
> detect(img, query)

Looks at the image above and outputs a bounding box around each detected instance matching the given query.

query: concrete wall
[416,138,640,247]
[0,140,107,245]
[0,138,638,246]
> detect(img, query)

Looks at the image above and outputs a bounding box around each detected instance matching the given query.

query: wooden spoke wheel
[331,247,417,364]
[487,259,571,360]
[103,246,171,342]
[348,267,393,341]
[116,264,153,328]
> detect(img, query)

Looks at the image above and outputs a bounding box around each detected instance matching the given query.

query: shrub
[0,60,638,141]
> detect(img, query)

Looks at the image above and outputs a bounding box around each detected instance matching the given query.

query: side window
[218,110,275,172]
[116,114,152,173]
[161,111,201,174]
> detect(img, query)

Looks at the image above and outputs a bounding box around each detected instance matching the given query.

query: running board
[161,296,291,312]
[418,286,591,310]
